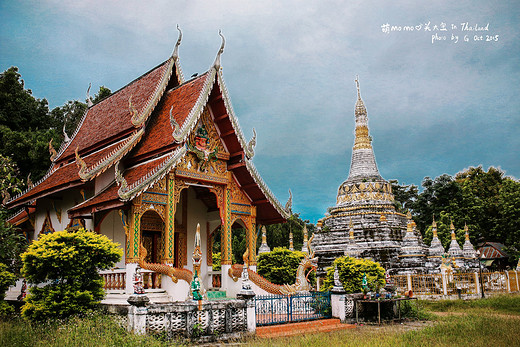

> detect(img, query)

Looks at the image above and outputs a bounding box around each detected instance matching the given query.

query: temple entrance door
[142,230,161,264]
[231,220,247,265]
[140,210,164,264]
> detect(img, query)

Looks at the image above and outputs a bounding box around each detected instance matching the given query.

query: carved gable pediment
[176,107,230,182]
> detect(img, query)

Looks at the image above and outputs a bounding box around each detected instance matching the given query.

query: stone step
[102,290,171,305]
[256,318,355,338]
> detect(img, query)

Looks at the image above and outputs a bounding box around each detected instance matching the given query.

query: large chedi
[313,78,408,276]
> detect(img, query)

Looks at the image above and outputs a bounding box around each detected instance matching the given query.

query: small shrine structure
[6,29,289,301]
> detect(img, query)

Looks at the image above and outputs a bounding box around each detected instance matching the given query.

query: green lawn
[2,294,519,347]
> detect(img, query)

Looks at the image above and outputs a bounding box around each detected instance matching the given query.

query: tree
[50,100,87,138]
[321,256,385,293]
[0,67,50,132]
[412,174,463,236]
[496,177,520,262]
[455,166,505,245]
[0,67,111,183]
[0,67,60,182]
[232,227,246,264]
[90,85,112,104]
[21,228,122,321]
[0,263,16,317]
[257,247,313,285]
[0,155,27,274]
[389,179,418,213]
[265,213,312,251]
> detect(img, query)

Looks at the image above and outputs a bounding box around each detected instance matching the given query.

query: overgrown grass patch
[0,312,171,347]
[421,293,520,315]
[398,313,520,347]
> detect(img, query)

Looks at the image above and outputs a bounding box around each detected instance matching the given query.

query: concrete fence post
[331,290,346,322]
[515,271,520,292]
[127,294,150,335]
[442,273,448,296]
[475,272,480,296]
[505,271,511,293]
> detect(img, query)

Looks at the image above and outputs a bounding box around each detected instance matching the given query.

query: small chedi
[312,78,478,277]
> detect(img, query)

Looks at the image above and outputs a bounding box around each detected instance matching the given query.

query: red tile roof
[56,60,171,162]
[7,140,126,208]
[7,207,35,226]
[130,74,207,161]
[68,155,170,216]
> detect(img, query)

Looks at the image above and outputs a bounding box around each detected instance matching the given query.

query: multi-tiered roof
[7,30,287,225]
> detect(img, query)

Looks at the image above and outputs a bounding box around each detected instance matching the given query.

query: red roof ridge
[116,146,187,201]
[75,128,145,182]
[170,70,216,142]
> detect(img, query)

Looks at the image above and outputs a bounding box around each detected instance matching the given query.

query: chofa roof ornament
[86,83,93,107]
[172,24,182,60]
[49,139,58,162]
[245,128,256,159]
[213,30,225,70]
[285,189,293,215]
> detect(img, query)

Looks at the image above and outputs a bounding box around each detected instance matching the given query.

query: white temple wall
[94,166,115,195]
[99,210,126,268]
[33,190,86,239]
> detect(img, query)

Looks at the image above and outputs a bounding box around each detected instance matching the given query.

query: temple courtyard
[2,293,519,346]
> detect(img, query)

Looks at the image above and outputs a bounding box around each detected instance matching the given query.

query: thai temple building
[6,30,290,301]
[312,78,478,277]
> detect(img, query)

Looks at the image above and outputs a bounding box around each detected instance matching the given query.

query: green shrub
[21,228,122,321]
[321,256,385,293]
[257,247,315,285]
[0,263,16,317]
[212,252,221,271]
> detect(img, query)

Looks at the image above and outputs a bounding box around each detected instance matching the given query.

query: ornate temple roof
[7,32,288,225]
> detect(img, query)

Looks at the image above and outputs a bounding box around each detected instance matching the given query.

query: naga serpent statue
[228,234,318,295]
[137,240,194,284]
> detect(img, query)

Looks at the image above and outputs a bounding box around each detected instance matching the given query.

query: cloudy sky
[1,1,519,223]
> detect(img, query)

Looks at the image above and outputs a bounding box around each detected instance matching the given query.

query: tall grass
[246,314,519,347]
[0,313,169,347]
[421,293,520,315]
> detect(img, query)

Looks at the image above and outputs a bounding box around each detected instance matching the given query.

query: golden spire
[355,75,361,99]
[464,223,469,241]
[303,225,308,244]
[432,216,438,237]
[346,76,382,182]
[450,219,456,240]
